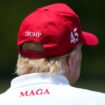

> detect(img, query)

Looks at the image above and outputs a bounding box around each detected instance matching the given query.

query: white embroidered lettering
[25,31,42,37]
[70,28,79,44]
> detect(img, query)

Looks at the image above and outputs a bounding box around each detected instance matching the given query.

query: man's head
[16,3,99,84]
[17,3,98,58]
[17,43,82,84]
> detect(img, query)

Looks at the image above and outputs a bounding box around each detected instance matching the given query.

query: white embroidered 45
[70,28,79,44]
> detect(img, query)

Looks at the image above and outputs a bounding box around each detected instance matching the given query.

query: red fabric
[17,3,99,58]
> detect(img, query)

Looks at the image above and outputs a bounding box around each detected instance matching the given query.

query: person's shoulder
[60,85,105,98]
[55,85,105,104]
[0,90,14,105]
[0,92,7,105]
[0,91,8,100]
[56,84,105,96]
[73,86,105,100]
[78,88,105,104]
[0,89,12,100]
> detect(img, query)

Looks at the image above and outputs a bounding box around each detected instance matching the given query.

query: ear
[67,55,74,72]
[67,55,76,80]
[67,53,81,84]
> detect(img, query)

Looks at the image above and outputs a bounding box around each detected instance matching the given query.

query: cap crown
[17,3,98,58]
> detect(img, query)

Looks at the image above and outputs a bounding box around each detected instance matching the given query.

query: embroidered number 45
[70,28,79,44]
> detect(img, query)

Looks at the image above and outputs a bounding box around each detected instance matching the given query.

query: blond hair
[16,44,82,75]
[16,54,68,75]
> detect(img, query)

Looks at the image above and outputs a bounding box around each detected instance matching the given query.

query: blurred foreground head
[16,3,99,84]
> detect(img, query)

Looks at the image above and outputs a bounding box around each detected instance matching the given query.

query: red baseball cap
[17,3,99,58]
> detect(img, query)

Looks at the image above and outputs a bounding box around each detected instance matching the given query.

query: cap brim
[81,31,99,46]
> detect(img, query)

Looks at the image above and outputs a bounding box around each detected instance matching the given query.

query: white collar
[10,73,69,89]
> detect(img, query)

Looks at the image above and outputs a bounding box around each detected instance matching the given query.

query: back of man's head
[16,3,99,84]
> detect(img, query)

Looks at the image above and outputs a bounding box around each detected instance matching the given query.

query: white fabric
[0,73,105,105]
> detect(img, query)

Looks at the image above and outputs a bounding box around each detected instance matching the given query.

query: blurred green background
[0,0,105,93]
